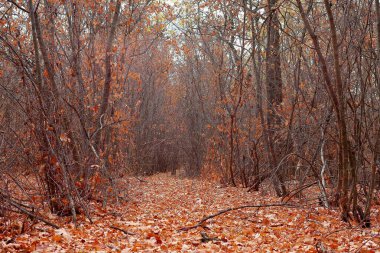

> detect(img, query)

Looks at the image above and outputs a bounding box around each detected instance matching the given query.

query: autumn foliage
[1,0,380,252]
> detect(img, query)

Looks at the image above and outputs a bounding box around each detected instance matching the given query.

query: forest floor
[2,173,380,252]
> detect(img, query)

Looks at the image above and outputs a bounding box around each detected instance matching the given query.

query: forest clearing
[1,0,380,252]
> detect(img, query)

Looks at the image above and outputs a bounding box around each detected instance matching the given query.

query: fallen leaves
[1,173,380,252]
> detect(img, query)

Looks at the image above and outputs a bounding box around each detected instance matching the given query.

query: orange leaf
[262,218,270,226]
[52,234,63,243]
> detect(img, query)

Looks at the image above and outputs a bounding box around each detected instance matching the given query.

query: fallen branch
[200,231,221,243]
[134,177,148,183]
[178,203,298,231]
[1,191,59,229]
[281,181,318,203]
[110,225,135,235]
[9,200,59,229]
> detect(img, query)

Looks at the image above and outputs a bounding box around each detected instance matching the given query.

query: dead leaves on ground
[1,173,380,252]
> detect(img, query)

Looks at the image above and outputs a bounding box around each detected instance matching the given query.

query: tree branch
[178,203,298,231]
[110,225,136,235]
[6,0,29,13]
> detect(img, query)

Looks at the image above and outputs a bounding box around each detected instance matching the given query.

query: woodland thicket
[0,0,380,232]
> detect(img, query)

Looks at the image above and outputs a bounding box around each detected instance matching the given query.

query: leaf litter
[1,173,380,252]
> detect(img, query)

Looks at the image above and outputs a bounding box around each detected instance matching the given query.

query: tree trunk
[323,0,353,222]
[297,0,359,222]
[265,0,287,197]
[94,0,122,153]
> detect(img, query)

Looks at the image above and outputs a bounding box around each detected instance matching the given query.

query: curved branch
[178,203,298,231]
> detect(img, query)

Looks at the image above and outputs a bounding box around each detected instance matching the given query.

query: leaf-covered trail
[3,173,380,252]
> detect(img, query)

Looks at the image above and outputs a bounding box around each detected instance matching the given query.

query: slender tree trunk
[297,0,358,222]
[228,114,236,186]
[29,0,80,220]
[323,0,354,221]
[67,1,87,132]
[249,2,264,190]
[375,0,380,107]
[94,0,122,152]
[364,0,380,226]
[375,0,380,171]
[376,0,380,89]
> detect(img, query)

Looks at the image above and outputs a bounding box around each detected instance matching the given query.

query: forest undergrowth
[1,173,380,252]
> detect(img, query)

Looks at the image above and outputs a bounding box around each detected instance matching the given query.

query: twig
[6,0,29,13]
[178,203,298,231]
[281,181,318,203]
[316,241,332,253]
[110,225,135,235]
[134,177,148,183]
[322,225,361,239]
[353,239,370,253]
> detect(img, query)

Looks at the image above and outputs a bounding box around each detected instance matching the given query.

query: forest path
[4,174,380,252]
